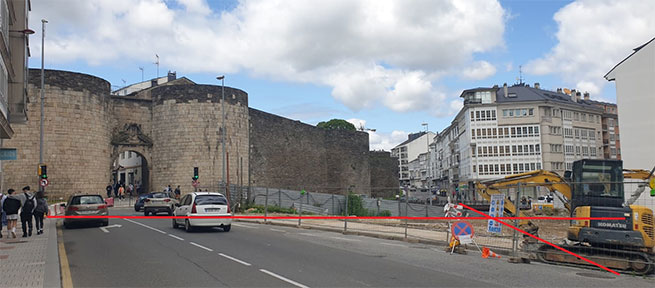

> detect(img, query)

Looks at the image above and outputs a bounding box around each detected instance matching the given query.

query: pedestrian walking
[34,191,48,235]
[0,190,7,238]
[106,183,112,199]
[2,189,21,238]
[127,184,133,197]
[118,185,125,200]
[20,186,36,237]
[114,183,119,198]
[174,185,181,200]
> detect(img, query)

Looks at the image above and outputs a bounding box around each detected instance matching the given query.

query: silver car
[62,194,109,228]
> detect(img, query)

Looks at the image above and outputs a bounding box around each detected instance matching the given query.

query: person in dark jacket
[2,189,21,238]
[20,186,36,237]
[34,191,48,235]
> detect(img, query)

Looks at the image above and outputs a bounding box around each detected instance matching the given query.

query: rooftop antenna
[154,54,160,78]
[139,67,144,82]
[518,65,524,85]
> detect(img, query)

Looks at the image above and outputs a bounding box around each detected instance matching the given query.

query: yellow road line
[57,222,74,288]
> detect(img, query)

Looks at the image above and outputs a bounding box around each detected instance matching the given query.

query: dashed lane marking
[330,236,360,242]
[189,242,213,252]
[269,228,286,232]
[379,242,406,248]
[168,234,184,241]
[259,269,310,288]
[123,219,166,234]
[232,223,257,229]
[219,253,252,266]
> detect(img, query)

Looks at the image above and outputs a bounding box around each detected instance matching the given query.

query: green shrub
[378,210,392,217]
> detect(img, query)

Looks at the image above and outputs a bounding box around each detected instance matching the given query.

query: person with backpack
[0,190,6,238]
[34,191,48,235]
[2,189,21,238]
[20,186,36,237]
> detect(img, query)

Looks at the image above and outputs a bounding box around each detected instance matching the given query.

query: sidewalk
[0,217,61,288]
[235,214,515,253]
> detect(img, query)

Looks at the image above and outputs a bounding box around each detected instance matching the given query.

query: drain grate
[576,272,615,279]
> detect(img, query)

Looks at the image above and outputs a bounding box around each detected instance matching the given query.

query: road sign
[192,180,199,188]
[0,148,17,160]
[40,178,49,187]
[451,220,474,240]
[487,194,504,233]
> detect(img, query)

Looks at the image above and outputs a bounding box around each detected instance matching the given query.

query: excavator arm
[475,170,573,225]
[623,167,655,205]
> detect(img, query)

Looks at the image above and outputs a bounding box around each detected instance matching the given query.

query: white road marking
[168,234,184,241]
[123,219,166,234]
[379,242,406,248]
[269,228,285,232]
[99,224,122,233]
[189,242,214,252]
[259,269,310,288]
[232,223,256,229]
[298,233,320,237]
[330,236,360,242]
[219,253,252,266]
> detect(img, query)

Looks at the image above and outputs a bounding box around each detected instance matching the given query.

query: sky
[29,0,655,151]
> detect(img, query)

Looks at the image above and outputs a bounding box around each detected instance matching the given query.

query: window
[529,108,534,116]
[610,134,615,142]
[472,130,475,139]
[574,112,579,121]
[536,163,542,170]
[511,127,516,138]
[564,128,573,138]
[471,111,474,121]
[534,126,539,135]
[581,113,586,122]
[565,145,574,155]
[582,146,589,157]
[493,146,498,157]
[473,165,476,173]
[575,146,581,156]
[581,129,587,140]
[503,110,508,117]
[530,163,536,171]
[589,129,595,140]
[535,144,540,154]
[476,111,480,120]
[590,146,597,157]
[504,128,510,138]
[574,129,580,139]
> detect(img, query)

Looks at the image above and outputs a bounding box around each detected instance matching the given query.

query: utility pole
[217,76,226,194]
[39,19,48,194]
[154,54,160,78]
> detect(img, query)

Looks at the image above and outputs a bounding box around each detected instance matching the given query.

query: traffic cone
[482,247,501,259]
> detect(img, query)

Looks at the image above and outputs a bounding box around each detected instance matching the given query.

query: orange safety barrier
[481,247,501,259]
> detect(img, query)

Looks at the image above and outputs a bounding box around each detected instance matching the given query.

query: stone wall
[3,69,113,200]
[369,151,399,198]
[249,108,371,195]
[150,85,249,194]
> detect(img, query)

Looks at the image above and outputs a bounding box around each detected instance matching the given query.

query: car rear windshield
[71,196,104,205]
[195,195,228,205]
[139,194,153,199]
[152,193,169,198]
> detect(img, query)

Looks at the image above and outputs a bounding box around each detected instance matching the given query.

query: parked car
[172,192,231,232]
[144,192,178,216]
[62,194,109,228]
[134,193,154,212]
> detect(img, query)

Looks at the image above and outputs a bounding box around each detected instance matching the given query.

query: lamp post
[217,76,226,193]
[40,19,47,193]
[421,123,430,192]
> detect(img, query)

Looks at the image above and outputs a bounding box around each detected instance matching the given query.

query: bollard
[425,200,428,217]
[331,194,335,215]
[278,189,282,208]
[404,195,408,239]
[264,188,269,223]
[512,183,521,258]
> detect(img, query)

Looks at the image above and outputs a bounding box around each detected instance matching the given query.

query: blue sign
[0,148,16,160]
[451,221,474,240]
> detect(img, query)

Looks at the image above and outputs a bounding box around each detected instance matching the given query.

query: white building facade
[605,37,655,208]
[391,132,435,187]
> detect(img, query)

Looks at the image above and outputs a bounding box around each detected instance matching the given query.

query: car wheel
[101,220,109,227]
[223,224,231,232]
[63,222,70,229]
[185,219,193,232]
[172,218,179,229]
[144,209,149,216]
[168,208,173,216]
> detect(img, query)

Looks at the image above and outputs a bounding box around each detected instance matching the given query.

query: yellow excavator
[475,159,655,274]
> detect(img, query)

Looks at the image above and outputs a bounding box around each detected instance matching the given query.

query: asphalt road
[61,207,655,287]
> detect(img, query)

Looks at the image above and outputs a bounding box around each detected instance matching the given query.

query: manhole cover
[576,272,616,279]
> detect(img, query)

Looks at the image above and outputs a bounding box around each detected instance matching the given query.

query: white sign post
[487,194,505,234]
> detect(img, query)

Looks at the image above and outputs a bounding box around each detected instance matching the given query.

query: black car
[134,193,154,212]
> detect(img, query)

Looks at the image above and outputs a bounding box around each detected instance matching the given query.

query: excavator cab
[570,159,624,211]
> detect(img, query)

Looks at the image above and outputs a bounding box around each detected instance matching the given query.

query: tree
[316,119,356,131]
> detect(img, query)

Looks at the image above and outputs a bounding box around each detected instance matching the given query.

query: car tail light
[68,206,79,211]
[227,201,231,213]
[164,199,170,202]
[97,205,107,209]
[145,199,150,202]
[191,203,197,214]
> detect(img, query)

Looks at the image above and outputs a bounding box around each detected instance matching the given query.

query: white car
[172,192,232,232]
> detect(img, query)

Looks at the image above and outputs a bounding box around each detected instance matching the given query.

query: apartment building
[430,83,604,199]
[586,98,621,160]
[1,0,30,184]
[391,131,435,187]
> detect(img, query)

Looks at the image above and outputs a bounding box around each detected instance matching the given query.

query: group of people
[164,185,181,199]
[105,182,140,200]
[0,186,49,239]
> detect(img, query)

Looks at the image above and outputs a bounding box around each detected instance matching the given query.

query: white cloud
[32,0,506,113]
[525,0,655,96]
[346,118,367,130]
[369,130,408,151]
[460,61,497,80]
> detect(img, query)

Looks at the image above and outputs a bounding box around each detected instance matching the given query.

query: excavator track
[534,244,655,275]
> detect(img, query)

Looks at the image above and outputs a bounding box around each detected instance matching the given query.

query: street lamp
[421,123,429,191]
[217,75,226,193]
[39,19,47,193]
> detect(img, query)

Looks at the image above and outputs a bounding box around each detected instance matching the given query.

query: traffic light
[193,167,199,180]
[38,164,47,179]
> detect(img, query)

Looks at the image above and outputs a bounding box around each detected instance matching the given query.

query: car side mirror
[175,203,181,207]
[564,170,572,182]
